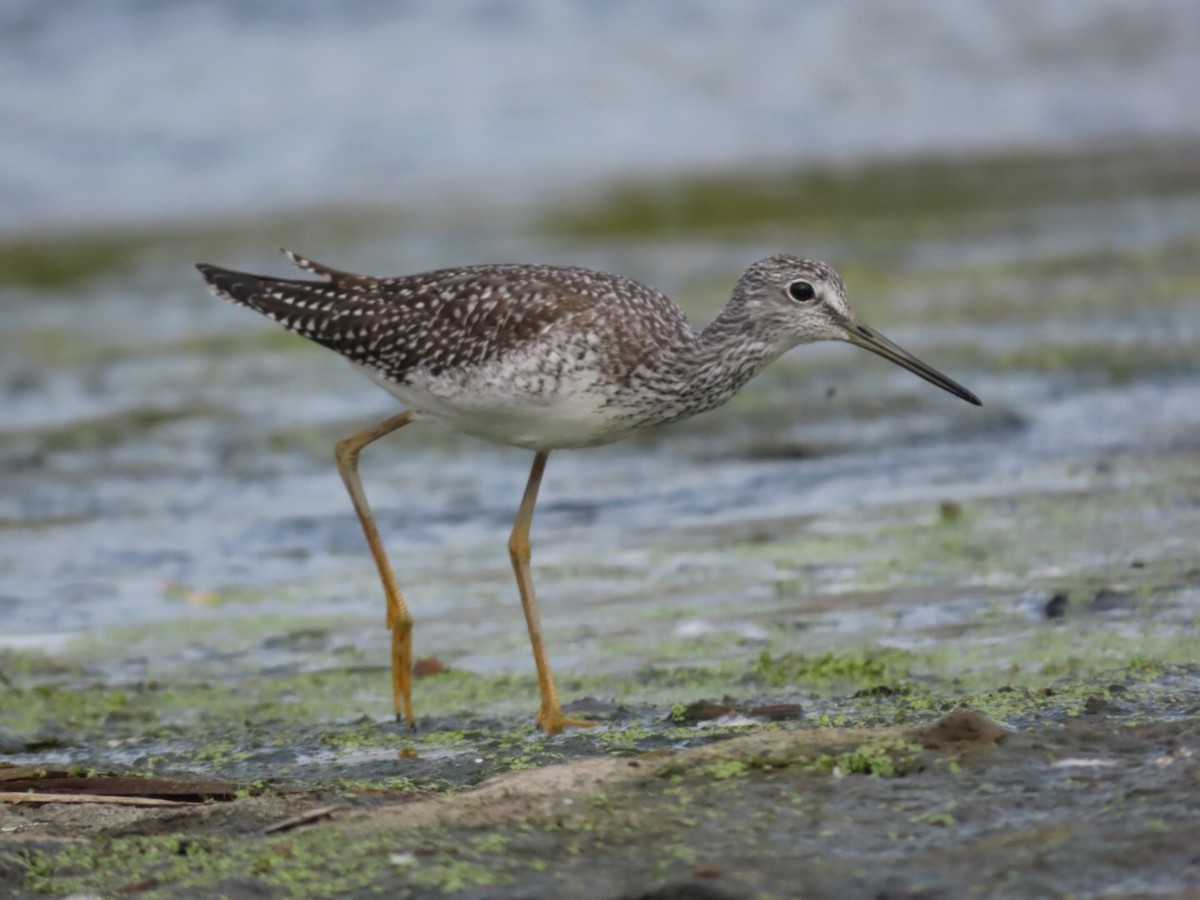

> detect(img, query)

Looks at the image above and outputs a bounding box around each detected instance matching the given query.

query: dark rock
[671,699,735,723]
[1044,592,1069,619]
[747,703,802,721]
[624,881,743,900]
[1082,694,1123,716]
[909,710,1005,749]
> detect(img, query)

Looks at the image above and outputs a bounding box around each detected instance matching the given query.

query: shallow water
[2,152,1198,689]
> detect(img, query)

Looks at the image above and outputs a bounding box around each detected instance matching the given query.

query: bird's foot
[536,705,597,736]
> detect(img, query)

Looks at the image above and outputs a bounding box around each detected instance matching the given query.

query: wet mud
[2,144,1200,897]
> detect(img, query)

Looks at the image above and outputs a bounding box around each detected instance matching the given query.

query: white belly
[354,361,637,450]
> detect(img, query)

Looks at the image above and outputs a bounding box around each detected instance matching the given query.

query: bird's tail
[195,263,276,310]
[199,257,344,342]
[199,247,365,301]
[196,251,392,369]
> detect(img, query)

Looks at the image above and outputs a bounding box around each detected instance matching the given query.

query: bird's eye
[787,280,816,302]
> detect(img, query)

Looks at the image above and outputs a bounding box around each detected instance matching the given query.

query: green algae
[0,235,147,292]
[750,649,913,690]
[6,680,1198,897]
[542,142,1200,241]
[0,404,225,455]
[13,829,509,897]
[0,324,322,375]
[814,736,922,777]
[3,631,1194,780]
[992,340,1199,382]
[0,206,412,292]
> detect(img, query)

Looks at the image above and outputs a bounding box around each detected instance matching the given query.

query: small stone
[1043,592,1069,619]
[693,861,726,879]
[412,657,446,678]
[1082,694,1121,716]
[938,500,961,522]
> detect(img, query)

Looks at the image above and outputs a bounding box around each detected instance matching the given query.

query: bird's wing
[197,258,601,382]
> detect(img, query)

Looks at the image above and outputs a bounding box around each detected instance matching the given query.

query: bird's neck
[646,303,789,425]
[698,302,789,387]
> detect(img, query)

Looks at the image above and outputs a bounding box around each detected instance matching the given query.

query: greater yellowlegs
[198,250,979,733]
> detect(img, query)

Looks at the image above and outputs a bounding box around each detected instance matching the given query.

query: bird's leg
[509,451,595,735]
[334,410,416,727]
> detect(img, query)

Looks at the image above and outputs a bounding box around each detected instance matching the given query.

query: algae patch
[542,142,1200,241]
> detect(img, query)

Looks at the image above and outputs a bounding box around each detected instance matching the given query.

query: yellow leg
[509,451,595,735]
[335,411,416,726]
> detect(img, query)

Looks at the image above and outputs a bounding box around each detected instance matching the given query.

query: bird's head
[734,255,980,406]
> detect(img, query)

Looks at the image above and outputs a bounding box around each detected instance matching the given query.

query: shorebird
[198,250,979,733]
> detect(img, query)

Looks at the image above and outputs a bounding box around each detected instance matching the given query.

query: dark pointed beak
[845,322,981,406]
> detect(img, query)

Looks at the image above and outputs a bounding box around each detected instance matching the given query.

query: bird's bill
[845,322,981,406]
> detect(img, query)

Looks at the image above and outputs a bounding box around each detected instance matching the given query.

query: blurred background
[1,1,1199,720]
[3,0,1199,232]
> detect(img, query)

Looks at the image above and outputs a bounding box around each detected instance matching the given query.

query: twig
[263,803,350,834]
[0,791,189,807]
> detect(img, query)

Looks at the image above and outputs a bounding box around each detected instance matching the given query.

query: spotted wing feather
[196,254,611,383]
